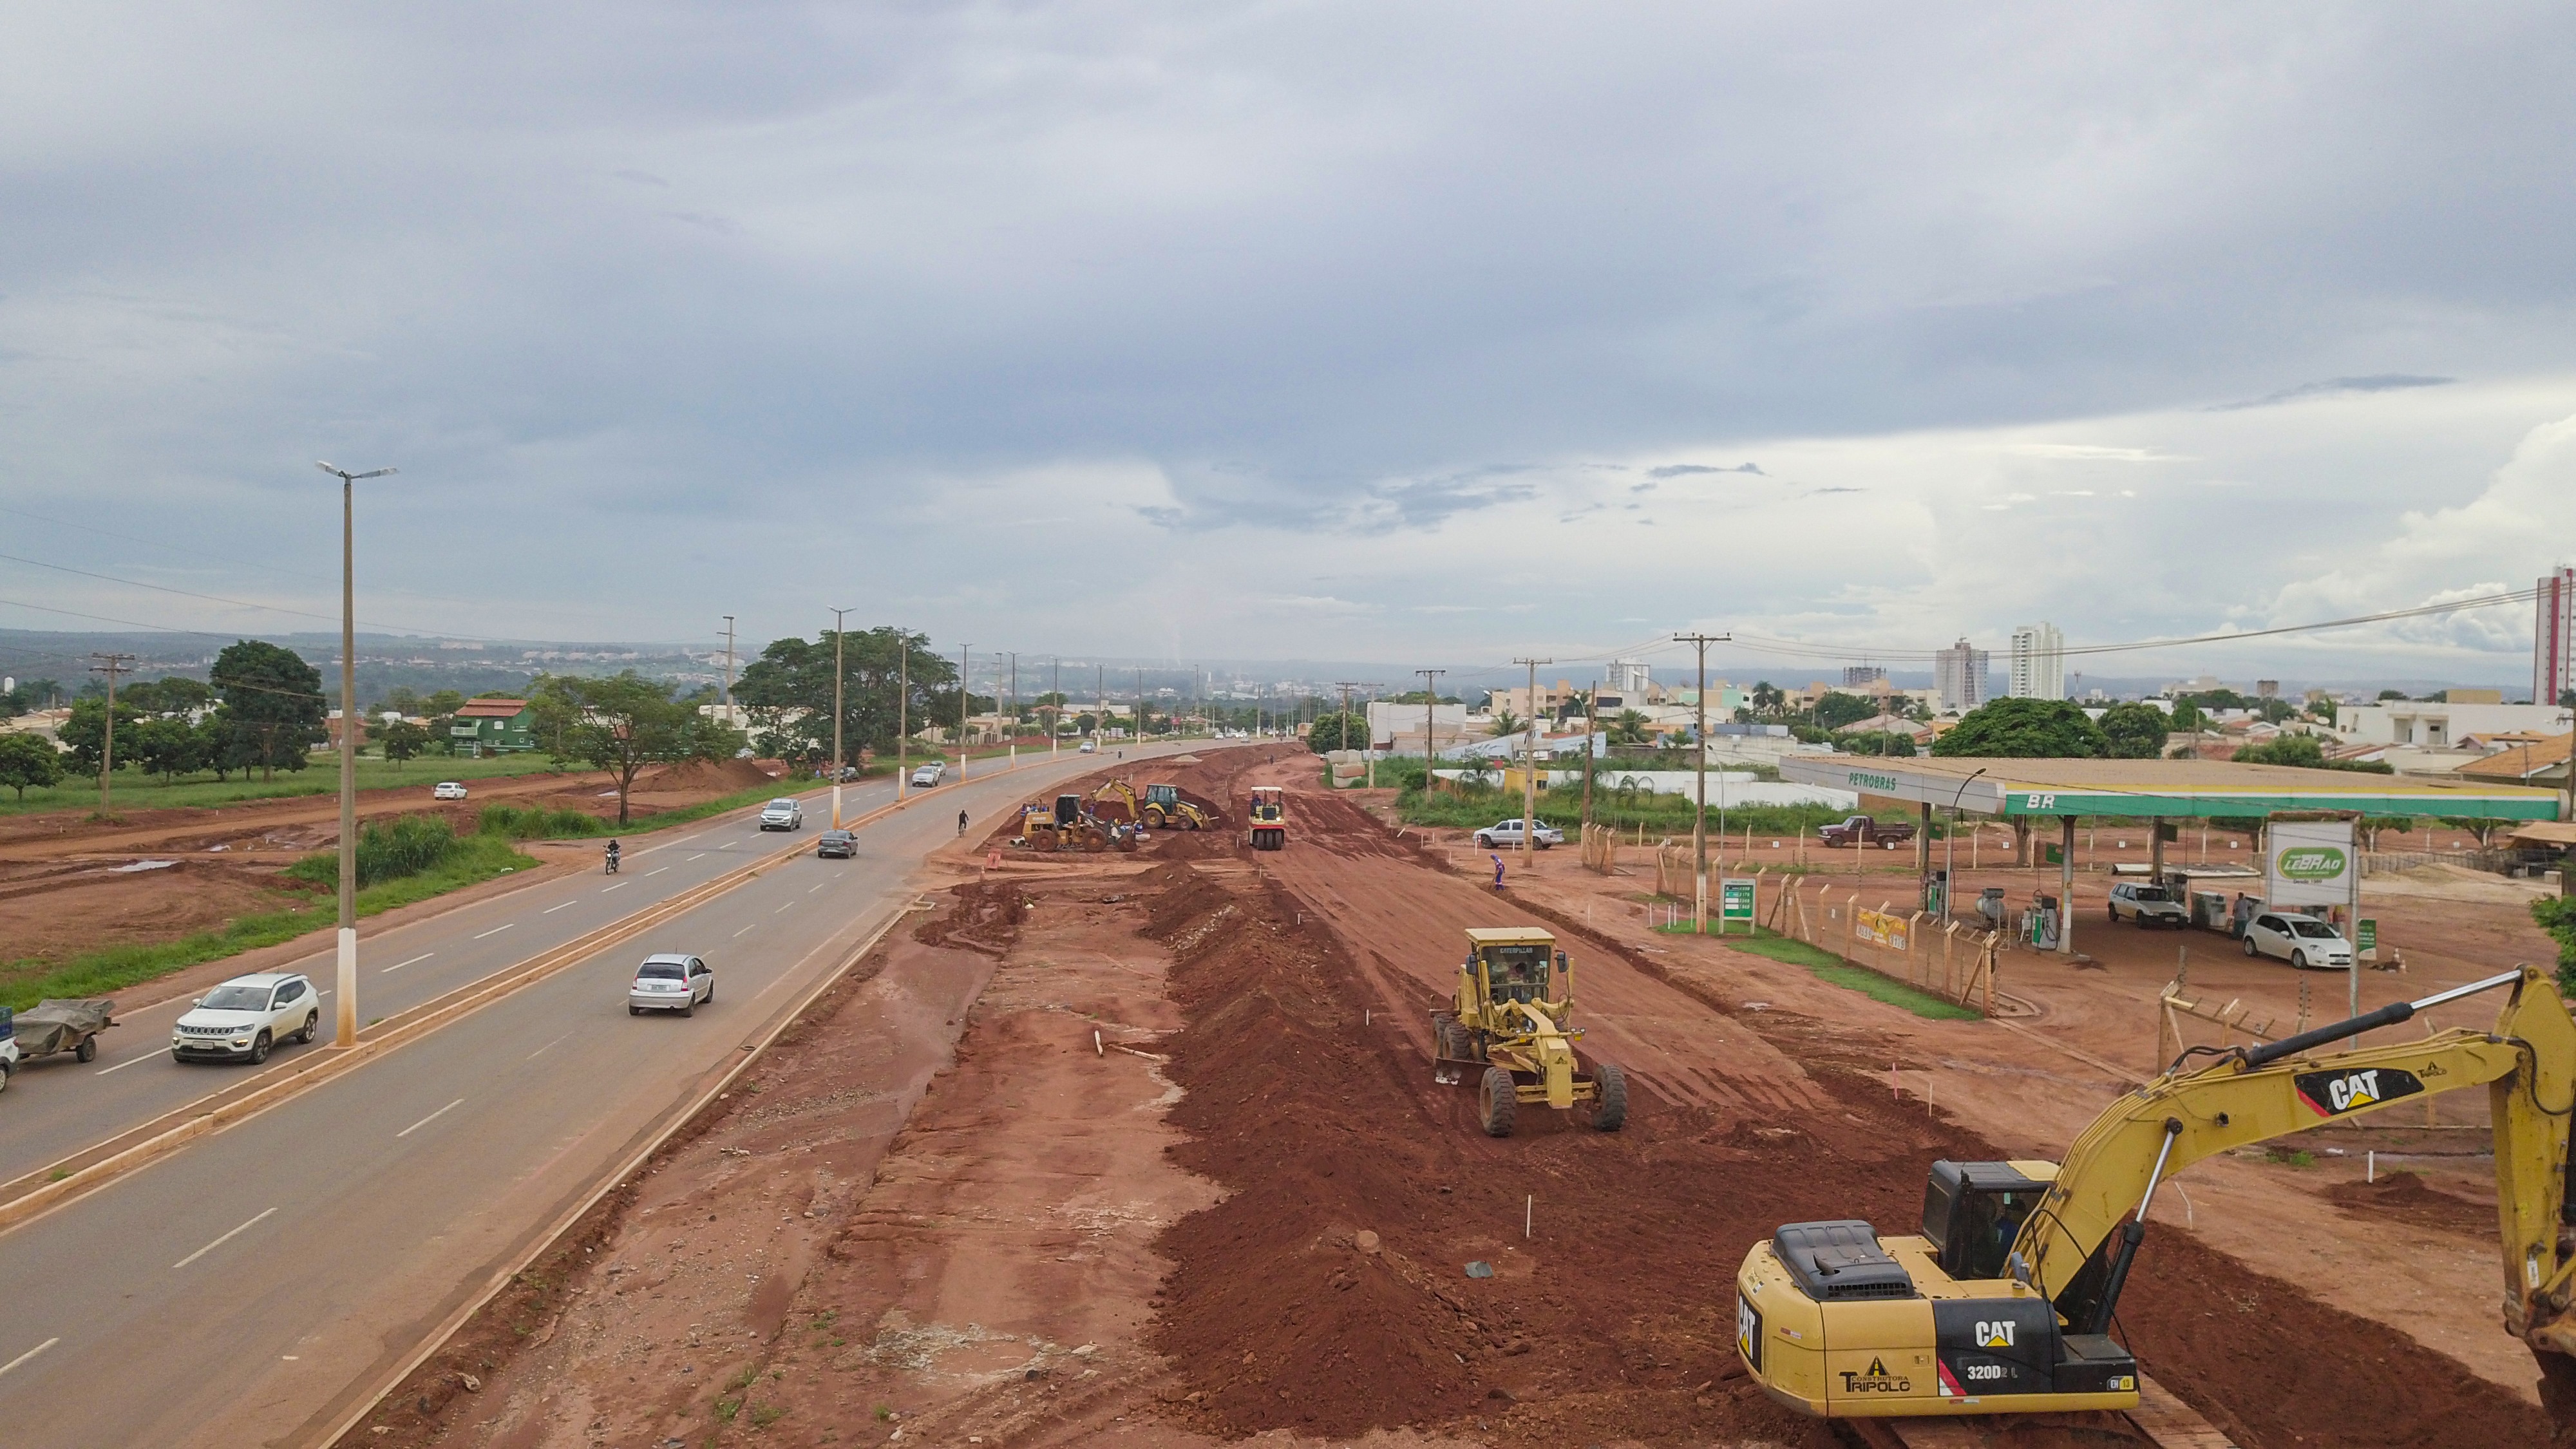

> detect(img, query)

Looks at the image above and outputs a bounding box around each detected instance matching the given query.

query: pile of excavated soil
[636,757,781,793]
[2324,1170,2498,1238]
[1135,847,2566,1449]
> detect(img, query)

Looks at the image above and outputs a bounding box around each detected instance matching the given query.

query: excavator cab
[1920,1160,2051,1282]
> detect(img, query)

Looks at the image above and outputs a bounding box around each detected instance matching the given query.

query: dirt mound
[1137,857,2564,1448]
[634,757,777,793]
[912,879,1028,955]
[2325,1170,2496,1237]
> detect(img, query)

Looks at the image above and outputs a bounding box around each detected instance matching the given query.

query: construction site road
[0,742,1211,1449]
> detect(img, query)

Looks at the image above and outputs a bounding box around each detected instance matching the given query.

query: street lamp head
[315,460,397,482]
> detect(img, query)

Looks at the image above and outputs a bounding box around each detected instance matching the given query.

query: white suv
[910,762,946,787]
[759,799,804,831]
[2242,911,2355,970]
[432,781,469,800]
[173,972,321,1064]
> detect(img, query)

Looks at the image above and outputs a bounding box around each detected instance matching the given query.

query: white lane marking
[175,1207,277,1269]
[645,866,670,878]
[472,923,514,940]
[96,1050,160,1075]
[773,901,793,914]
[687,853,706,862]
[395,1097,467,1139]
[808,883,825,894]
[733,924,757,938]
[526,1032,571,1061]
[382,952,436,972]
[0,1338,59,1378]
[602,881,631,893]
[542,900,578,914]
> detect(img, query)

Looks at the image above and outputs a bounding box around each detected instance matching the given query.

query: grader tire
[1591,1063,1629,1132]
[1479,1066,1518,1138]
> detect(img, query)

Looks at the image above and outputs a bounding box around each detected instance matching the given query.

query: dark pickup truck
[1817,815,1917,849]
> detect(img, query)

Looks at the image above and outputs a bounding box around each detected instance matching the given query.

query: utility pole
[317,460,395,1048]
[1416,668,1446,790]
[1137,668,1146,744]
[1581,678,1598,831]
[957,643,971,779]
[1513,658,1551,858]
[830,609,849,828]
[897,640,909,800]
[1097,665,1106,750]
[1050,658,1061,760]
[721,615,736,708]
[1675,632,1732,933]
[86,652,135,815]
[1007,652,1018,772]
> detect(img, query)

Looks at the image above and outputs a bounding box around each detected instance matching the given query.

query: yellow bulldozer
[1432,927,1626,1137]
[1736,965,2576,1422]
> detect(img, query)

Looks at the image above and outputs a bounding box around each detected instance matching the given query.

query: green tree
[56,697,143,776]
[734,627,960,768]
[1750,681,1786,715]
[1929,698,2108,758]
[1607,710,1651,746]
[210,639,327,781]
[0,733,63,800]
[2533,896,2576,993]
[379,685,424,716]
[1306,713,1364,752]
[2309,697,2338,725]
[124,676,214,715]
[1838,730,1917,757]
[531,672,746,826]
[2377,688,2408,701]
[379,718,431,768]
[1812,691,1879,731]
[2098,702,2171,759]
[129,714,210,781]
[2167,699,2207,732]
[1074,712,1100,737]
[1488,710,1524,739]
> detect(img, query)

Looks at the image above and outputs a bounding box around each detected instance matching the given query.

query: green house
[450,697,536,755]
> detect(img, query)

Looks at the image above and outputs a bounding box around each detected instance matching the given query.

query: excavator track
[1848,1372,2236,1449]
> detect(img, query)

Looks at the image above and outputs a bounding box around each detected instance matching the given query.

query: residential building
[2256,679,2280,699]
[1933,639,1991,714]
[450,697,537,755]
[2456,734,2573,794]
[2007,623,2065,701]
[1368,701,1473,756]
[2540,567,2576,707]
[1605,660,1653,699]
[1841,665,1887,688]
[2338,701,2576,750]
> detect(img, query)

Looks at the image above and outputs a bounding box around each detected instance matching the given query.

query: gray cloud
[2209,375,2458,411]
[1648,462,1766,478]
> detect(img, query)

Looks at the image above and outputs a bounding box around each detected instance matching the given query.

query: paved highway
[0,743,1209,1448]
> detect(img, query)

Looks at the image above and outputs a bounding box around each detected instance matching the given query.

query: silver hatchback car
[628,954,714,1016]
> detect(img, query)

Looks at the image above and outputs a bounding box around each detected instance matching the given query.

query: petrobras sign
[2264,819,2354,907]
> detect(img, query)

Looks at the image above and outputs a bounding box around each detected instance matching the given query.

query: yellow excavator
[1432,927,1626,1137]
[1737,965,2576,1419]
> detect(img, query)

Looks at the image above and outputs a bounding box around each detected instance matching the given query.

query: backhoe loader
[1141,782,1213,831]
[1432,927,1626,1137]
[1736,965,2576,1420]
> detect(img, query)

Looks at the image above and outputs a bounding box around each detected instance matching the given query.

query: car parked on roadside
[759,798,804,831]
[910,762,945,787]
[628,954,714,1016]
[2107,881,2188,928]
[2242,911,2355,970]
[816,829,857,859]
[172,972,321,1064]
[1473,818,1564,850]
[432,781,468,800]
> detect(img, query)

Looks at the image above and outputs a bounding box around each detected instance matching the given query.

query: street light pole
[1675,632,1730,932]
[1512,658,1551,858]
[1007,651,1018,772]
[958,643,971,779]
[316,460,396,1048]
[1944,766,1988,924]
[830,608,849,828]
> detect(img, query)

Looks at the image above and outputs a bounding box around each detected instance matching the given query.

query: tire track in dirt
[1251,770,1824,1122]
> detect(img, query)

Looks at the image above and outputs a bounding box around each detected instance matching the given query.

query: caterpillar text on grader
[1432,927,1626,1137]
[1246,786,1287,851]
[1737,965,2576,1437]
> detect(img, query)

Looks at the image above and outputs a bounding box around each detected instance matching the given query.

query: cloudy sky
[5,3,2575,685]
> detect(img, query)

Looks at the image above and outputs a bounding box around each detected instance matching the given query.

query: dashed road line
[542,900,578,914]
[382,952,436,972]
[95,1052,158,1076]
[471,923,514,941]
[773,901,793,914]
[602,881,631,893]
[0,1337,59,1378]
[733,923,757,938]
[645,866,669,878]
[526,1032,571,1061]
[395,1098,466,1139]
[175,1208,276,1270]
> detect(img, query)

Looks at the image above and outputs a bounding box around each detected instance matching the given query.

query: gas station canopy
[1777,756,2563,821]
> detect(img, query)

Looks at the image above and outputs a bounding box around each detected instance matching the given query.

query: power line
[0,550,521,643]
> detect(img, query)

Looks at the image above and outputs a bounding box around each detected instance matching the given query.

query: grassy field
[1656,922,1980,1021]
[0,833,539,1010]
[0,750,580,818]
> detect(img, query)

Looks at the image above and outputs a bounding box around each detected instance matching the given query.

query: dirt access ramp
[1245,759,1822,1126]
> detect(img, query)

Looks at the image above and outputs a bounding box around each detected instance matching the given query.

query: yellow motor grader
[1431,927,1626,1137]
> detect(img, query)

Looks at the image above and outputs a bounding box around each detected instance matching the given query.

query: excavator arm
[2017,966,2576,1354]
